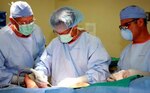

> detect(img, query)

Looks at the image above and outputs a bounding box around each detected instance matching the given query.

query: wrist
[11,75,24,85]
[77,75,88,83]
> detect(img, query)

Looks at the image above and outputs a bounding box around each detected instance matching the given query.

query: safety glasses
[119,18,139,30]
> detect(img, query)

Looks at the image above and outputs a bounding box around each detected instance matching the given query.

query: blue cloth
[118,40,150,71]
[0,77,150,93]
[10,1,33,18]
[0,24,45,85]
[0,86,74,93]
[50,7,83,33]
[76,76,150,93]
[35,32,111,85]
[75,86,128,93]
[129,76,150,93]
[120,5,146,20]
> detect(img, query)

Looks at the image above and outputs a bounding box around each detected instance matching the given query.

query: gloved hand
[57,77,80,87]
[107,70,126,81]
[11,75,24,85]
[29,68,50,88]
[107,69,150,82]
[57,76,89,88]
[28,73,35,80]
[122,69,150,78]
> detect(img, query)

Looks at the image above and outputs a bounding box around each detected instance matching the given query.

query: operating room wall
[0,0,150,58]
[55,0,150,57]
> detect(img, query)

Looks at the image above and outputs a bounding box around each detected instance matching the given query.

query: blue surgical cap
[120,5,146,20]
[10,1,33,18]
[50,7,83,32]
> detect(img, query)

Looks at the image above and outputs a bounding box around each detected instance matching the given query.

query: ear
[72,25,78,31]
[137,18,144,27]
[9,18,15,24]
[9,18,19,30]
[74,25,78,29]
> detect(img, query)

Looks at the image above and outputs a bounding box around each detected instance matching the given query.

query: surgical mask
[18,22,34,36]
[121,29,133,41]
[59,28,73,43]
[13,18,34,36]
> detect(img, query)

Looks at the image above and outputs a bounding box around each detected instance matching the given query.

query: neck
[68,29,83,44]
[133,28,150,44]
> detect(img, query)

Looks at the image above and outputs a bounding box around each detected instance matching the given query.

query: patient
[24,75,38,88]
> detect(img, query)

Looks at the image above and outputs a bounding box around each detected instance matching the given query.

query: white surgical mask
[59,28,73,43]
[121,29,133,41]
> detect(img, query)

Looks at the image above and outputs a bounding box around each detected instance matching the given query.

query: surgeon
[0,1,45,86]
[107,5,150,81]
[25,6,111,88]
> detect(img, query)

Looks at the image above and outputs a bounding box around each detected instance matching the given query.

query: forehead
[56,27,71,35]
[54,23,68,33]
[120,18,133,25]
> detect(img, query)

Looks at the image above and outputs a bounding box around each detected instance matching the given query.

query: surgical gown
[0,24,45,85]
[118,40,150,71]
[35,32,111,85]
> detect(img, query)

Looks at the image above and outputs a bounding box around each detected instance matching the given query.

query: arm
[86,38,111,84]
[107,69,150,81]
[0,50,13,84]
[123,69,150,77]
[34,26,46,64]
[30,47,52,87]
[35,48,52,76]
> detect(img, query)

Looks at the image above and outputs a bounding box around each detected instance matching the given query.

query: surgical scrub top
[118,40,150,72]
[35,32,111,86]
[0,24,45,84]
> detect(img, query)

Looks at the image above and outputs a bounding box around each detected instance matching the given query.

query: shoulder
[32,24,45,39]
[79,32,104,51]
[120,44,132,58]
[0,25,13,38]
[33,24,43,34]
[45,37,60,53]
[145,40,150,46]
[122,44,132,51]
[47,37,60,47]
[81,32,101,44]
[0,25,11,34]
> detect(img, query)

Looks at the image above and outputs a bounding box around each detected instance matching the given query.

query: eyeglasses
[119,18,139,30]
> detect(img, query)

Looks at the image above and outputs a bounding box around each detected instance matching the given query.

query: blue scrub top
[0,24,45,85]
[118,40,150,72]
[35,32,111,85]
